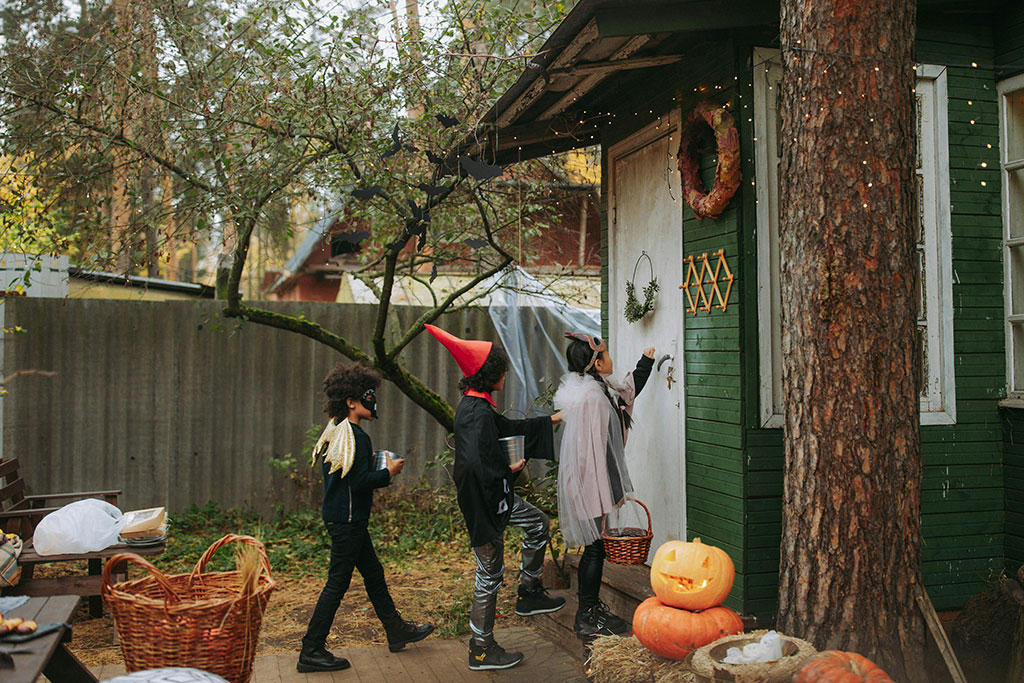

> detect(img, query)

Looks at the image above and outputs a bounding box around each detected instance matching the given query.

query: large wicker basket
[601,498,653,565]
[102,534,275,683]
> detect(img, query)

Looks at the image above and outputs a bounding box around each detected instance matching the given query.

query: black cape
[453,395,554,546]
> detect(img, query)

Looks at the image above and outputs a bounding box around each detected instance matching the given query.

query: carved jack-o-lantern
[650,537,735,610]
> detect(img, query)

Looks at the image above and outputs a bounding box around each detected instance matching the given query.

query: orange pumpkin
[631,596,743,660]
[793,651,896,683]
[650,538,735,610]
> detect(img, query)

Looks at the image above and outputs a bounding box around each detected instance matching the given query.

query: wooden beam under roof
[536,34,652,121]
[494,19,602,128]
[549,54,684,79]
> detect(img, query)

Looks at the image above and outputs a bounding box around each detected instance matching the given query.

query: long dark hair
[459,346,509,393]
[565,337,632,431]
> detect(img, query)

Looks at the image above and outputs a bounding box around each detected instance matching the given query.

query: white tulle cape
[554,372,636,547]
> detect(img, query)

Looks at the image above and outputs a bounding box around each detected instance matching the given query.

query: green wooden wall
[996,2,1024,581]
[599,12,1013,622]
[732,16,1009,620]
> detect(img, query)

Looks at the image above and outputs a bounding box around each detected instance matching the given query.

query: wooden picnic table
[1,594,97,683]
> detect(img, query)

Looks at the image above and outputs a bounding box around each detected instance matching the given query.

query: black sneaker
[515,585,566,616]
[296,647,351,673]
[574,601,630,639]
[467,640,525,670]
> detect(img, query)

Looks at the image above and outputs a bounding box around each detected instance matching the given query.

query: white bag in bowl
[33,499,125,555]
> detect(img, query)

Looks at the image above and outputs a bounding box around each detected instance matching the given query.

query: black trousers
[576,538,606,610]
[302,519,398,650]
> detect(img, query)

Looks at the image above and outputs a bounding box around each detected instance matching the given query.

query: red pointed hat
[424,324,492,377]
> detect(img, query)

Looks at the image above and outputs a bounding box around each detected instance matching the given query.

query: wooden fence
[2,298,568,514]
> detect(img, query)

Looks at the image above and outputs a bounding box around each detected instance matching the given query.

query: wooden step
[529,589,590,661]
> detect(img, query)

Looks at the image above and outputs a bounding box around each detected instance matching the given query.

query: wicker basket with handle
[601,498,653,565]
[101,534,275,683]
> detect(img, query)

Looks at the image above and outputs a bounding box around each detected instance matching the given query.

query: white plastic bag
[33,499,124,556]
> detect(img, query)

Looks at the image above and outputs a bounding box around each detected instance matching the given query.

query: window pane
[1014,324,1024,393]
[1012,245,1024,316]
[1007,89,1024,162]
[1009,169,1024,239]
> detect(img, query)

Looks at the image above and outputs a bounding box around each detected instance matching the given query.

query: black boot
[296,646,351,673]
[383,615,435,652]
[574,600,629,640]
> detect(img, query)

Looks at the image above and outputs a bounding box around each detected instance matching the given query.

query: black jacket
[453,396,554,546]
[321,422,391,523]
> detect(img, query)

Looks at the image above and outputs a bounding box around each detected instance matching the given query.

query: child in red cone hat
[424,324,565,671]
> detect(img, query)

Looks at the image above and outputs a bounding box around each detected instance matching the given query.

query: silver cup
[499,435,526,466]
[373,449,399,470]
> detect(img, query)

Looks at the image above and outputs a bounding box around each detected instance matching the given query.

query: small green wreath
[624,251,659,323]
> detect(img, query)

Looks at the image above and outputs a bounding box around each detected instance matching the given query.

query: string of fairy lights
[508,44,1017,210]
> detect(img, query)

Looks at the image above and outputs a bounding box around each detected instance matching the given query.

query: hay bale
[587,635,697,683]
[689,630,817,682]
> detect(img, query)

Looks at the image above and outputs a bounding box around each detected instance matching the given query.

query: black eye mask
[361,389,378,419]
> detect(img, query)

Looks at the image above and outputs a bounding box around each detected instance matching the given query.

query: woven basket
[101,534,275,683]
[602,498,653,565]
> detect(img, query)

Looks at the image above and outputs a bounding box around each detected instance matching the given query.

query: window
[754,49,955,427]
[1000,73,1024,399]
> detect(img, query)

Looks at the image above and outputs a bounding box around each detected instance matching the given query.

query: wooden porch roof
[471,0,1001,166]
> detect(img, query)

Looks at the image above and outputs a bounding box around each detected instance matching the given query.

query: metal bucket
[499,435,525,466]
[373,450,399,470]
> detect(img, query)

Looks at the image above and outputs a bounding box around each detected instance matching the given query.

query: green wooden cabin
[480,0,1024,621]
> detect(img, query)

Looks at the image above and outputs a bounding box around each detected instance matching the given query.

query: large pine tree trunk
[776,1,926,680]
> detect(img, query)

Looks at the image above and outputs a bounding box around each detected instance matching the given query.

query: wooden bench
[0,457,165,617]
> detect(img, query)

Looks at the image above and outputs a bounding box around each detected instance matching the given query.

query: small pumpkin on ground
[793,650,896,683]
[650,537,735,610]
[632,596,743,660]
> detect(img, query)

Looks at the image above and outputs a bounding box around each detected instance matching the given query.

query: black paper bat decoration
[425,150,444,165]
[407,199,426,222]
[382,123,402,159]
[459,155,503,180]
[429,263,438,283]
[418,230,427,251]
[464,238,488,250]
[418,182,451,197]
[404,143,419,153]
[350,185,383,200]
[435,113,459,128]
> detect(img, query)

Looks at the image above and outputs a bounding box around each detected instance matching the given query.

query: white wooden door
[607,113,686,555]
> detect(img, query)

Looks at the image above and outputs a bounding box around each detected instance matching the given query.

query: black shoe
[574,600,630,639]
[296,647,351,673]
[515,585,566,616]
[384,617,435,652]
[467,640,525,670]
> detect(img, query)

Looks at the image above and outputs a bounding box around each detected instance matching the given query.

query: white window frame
[754,48,956,427]
[1000,72,1024,402]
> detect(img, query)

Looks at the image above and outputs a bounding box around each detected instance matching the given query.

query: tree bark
[776,1,925,680]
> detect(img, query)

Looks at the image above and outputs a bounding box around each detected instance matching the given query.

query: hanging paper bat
[459,155,503,180]
[407,199,426,222]
[382,123,402,159]
[425,150,445,165]
[418,182,451,197]
[435,113,459,128]
[430,263,439,283]
[350,185,383,200]
[464,238,488,250]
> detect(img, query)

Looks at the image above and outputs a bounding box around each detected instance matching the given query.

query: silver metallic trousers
[469,494,549,646]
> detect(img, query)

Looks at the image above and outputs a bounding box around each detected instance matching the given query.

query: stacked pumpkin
[632,537,744,660]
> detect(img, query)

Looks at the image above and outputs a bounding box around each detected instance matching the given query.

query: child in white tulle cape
[554,333,654,641]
